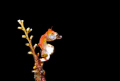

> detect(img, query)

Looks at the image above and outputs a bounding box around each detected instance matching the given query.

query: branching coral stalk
[18,20,45,81]
[18,20,36,56]
[17,19,62,81]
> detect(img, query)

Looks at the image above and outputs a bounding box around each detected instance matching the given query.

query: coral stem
[18,20,44,81]
[18,20,36,56]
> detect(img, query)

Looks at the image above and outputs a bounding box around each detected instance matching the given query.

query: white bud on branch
[21,20,24,22]
[30,28,32,31]
[30,35,33,40]
[22,35,26,38]
[25,43,30,46]
[32,70,38,73]
[26,27,30,32]
[28,51,32,54]
[18,27,22,29]
[33,44,37,49]
[17,19,24,24]
[17,19,21,23]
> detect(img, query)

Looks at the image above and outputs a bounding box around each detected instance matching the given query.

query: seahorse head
[46,28,62,41]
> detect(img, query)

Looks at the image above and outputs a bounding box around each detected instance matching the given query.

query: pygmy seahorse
[38,28,62,62]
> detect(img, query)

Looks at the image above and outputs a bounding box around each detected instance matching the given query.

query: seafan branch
[17,20,36,56]
[17,20,44,81]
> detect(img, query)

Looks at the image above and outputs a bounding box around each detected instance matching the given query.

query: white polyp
[21,20,24,22]
[30,28,32,31]
[17,19,21,23]
[34,44,37,48]
[26,27,30,31]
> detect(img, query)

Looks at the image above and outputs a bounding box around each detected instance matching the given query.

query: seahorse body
[38,28,62,62]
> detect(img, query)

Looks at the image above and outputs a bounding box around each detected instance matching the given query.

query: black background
[3,2,110,81]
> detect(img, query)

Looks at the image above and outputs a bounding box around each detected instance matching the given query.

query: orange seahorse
[38,28,62,62]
